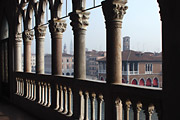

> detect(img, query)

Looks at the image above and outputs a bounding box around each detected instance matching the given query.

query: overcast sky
[30,0,162,54]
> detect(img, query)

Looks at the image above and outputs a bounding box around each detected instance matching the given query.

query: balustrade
[15,72,162,120]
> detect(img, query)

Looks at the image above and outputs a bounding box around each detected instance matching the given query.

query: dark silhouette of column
[49,19,66,76]
[69,10,90,79]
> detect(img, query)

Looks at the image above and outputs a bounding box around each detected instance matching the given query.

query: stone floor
[0,100,39,120]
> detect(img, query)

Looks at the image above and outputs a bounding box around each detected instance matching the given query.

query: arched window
[146,78,152,87]
[66,72,70,76]
[139,78,145,86]
[132,79,138,85]
[122,79,126,83]
[153,77,159,87]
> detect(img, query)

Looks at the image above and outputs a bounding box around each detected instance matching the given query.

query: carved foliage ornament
[23,30,34,41]
[49,19,67,33]
[102,1,128,21]
[35,25,47,38]
[15,33,22,42]
[69,11,90,30]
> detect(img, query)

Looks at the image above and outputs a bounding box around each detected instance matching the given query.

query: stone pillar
[15,33,22,72]
[69,10,90,79]
[102,0,128,84]
[35,25,47,74]
[23,30,34,73]
[49,19,66,76]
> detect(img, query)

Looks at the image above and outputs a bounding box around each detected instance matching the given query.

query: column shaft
[49,19,66,76]
[74,29,86,79]
[35,26,47,74]
[102,1,128,84]
[69,10,90,79]
[23,30,34,73]
[15,33,22,72]
[24,41,32,72]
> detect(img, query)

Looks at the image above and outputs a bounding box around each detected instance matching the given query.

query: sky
[30,0,162,54]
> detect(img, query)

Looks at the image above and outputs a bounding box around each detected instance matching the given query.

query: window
[145,63,153,74]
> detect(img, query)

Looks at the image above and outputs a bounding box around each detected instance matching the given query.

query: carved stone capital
[102,1,128,22]
[35,25,47,39]
[49,19,67,34]
[23,30,34,42]
[15,33,22,42]
[69,10,90,30]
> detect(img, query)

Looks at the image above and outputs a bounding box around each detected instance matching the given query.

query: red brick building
[98,50,162,87]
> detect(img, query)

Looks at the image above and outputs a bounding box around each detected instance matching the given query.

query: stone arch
[139,78,145,86]
[131,78,138,85]
[153,77,159,87]
[146,78,152,87]
[66,72,70,76]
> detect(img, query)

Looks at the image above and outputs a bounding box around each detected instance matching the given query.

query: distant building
[62,53,74,76]
[86,50,106,79]
[98,50,162,87]
[45,53,74,76]
[123,36,130,51]
[63,43,67,54]
[22,54,36,73]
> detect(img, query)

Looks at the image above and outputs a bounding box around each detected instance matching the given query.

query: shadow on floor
[0,100,39,120]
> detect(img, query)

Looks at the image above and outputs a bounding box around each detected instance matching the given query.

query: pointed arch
[153,77,159,87]
[146,78,152,87]
[139,78,145,86]
[131,78,138,85]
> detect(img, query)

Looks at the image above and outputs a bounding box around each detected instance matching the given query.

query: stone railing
[15,72,162,120]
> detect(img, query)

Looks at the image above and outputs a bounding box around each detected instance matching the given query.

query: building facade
[86,50,106,79]
[98,50,162,87]
[45,53,74,76]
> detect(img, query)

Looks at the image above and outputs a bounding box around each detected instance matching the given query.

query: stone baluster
[85,91,89,120]
[35,25,47,74]
[55,84,60,110]
[49,19,67,76]
[23,30,34,73]
[33,81,36,101]
[126,100,132,120]
[136,102,142,120]
[115,98,123,120]
[41,82,45,104]
[67,88,73,116]
[25,80,29,98]
[47,83,51,107]
[22,79,24,96]
[148,105,154,120]
[30,80,33,100]
[69,11,90,79]
[63,86,68,114]
[102,0,128,84]
[98,94,104,120]
[91,93,96,120]
[44,83,48,106]
[79,90,85,120]
[16,78,19,94]
[58,85,64,112]
[38,82,42,103]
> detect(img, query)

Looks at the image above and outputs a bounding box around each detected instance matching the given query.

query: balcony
[0,0,178,119]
